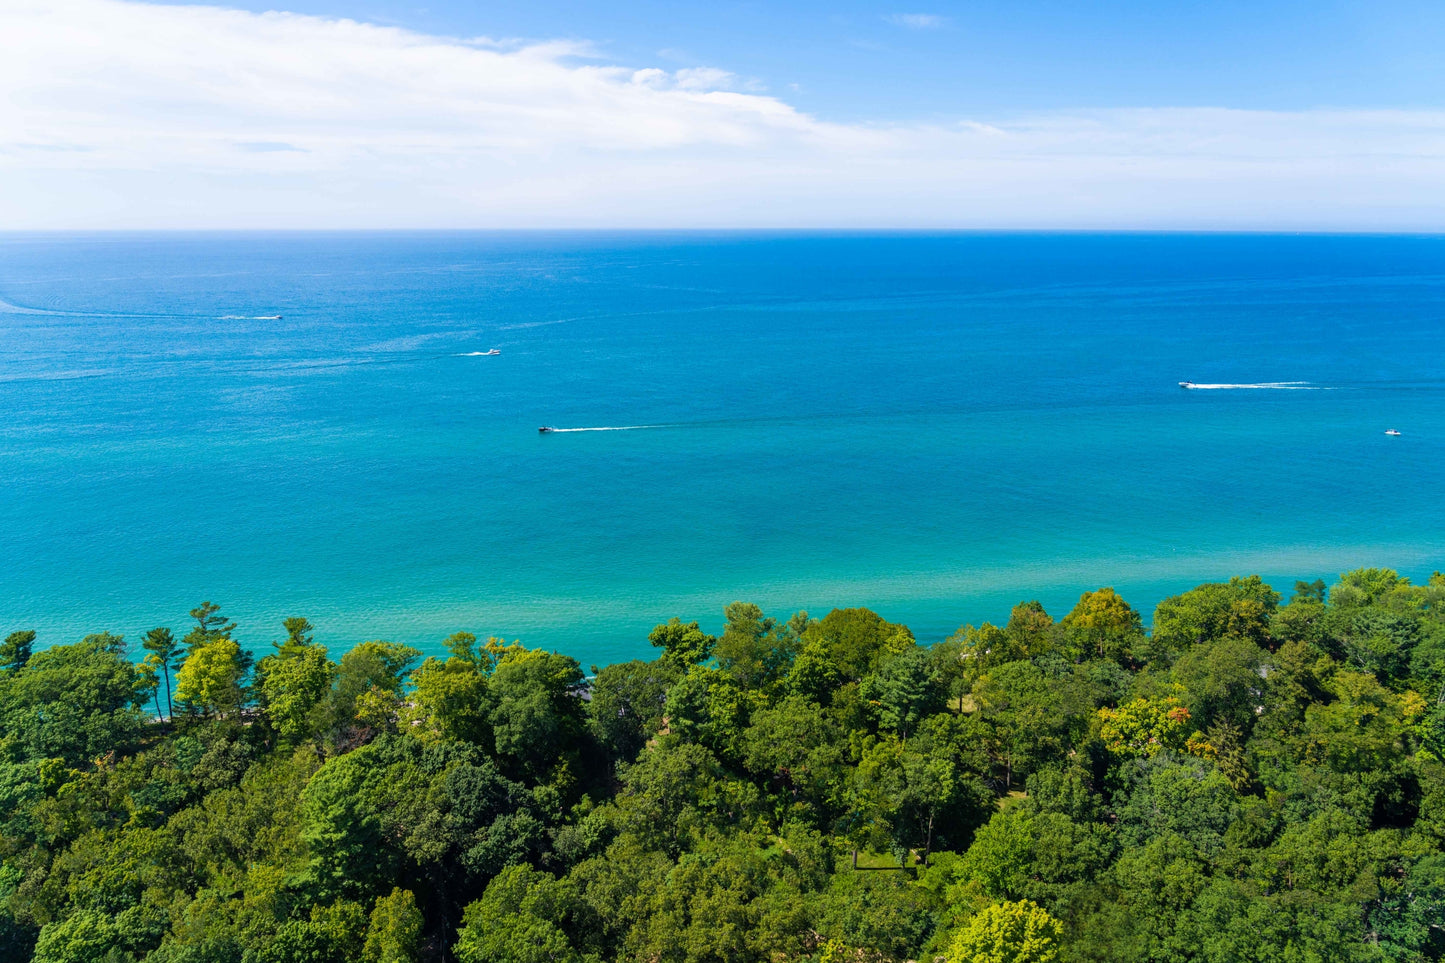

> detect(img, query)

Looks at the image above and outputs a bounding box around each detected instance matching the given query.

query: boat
[483,349,500,356]
[1179,381,1195,389]
[1385,429,1402,436]
[256,315,282,320]
[538,426,555,434]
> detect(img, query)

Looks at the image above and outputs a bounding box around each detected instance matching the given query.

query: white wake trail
[1184,381,1325,390]
[548,425,666,432]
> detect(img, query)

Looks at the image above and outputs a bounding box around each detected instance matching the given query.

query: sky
[2,0,1444,229]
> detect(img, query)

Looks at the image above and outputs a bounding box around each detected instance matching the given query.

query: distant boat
[482,348,500,356]
[538,426,555,434]
[1385,429,1402,436]
[256,315,282,320]
[1179,381,1195,389]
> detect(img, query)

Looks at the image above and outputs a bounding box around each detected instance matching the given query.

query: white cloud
[1,0,1444,229]
[885,13,948,29]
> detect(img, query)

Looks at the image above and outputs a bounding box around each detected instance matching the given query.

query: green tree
[956,807,1036,902]
[1170,635,1267,734]
[325,641,421,739]
[1299,670,1409,778]
[948,900,1062,963]
[183,601,236,654]
[142,626,180,720]
[786,636,844,704]
[859,645,945,740]
[939,623,1016,698]
[1004,602,1055,656]
[588,657,683,765]
[253,900,367,963]
[713,602,802,690]
[137,652,165,721]
[300,745,405,900]
[1326,607,1422,683]
[403,655,490,744]
[259,639,337,742]
[622,828,832,963]
[850,724,992,863]
[282,616,315,649]
[1369,853,1445,961]
[1151,576,1280,652]
[1,635,144,763]
[611,741,729,858]
[0,629,35,674]
[363,888,423,963]
[1330,567,1413,609]
[488,646,586,779]
[454,866,585,963]
[1059,588,1143,663]
[175,638,247,719]
[804,607,913,681]
[742,693,848,822]
[31,910,122,963]
[817,863,940,961]
[973,661,1084,788]
[442,631,486,667]
[648,618,716,667]
[1115,757,1237,855]
[954,800,1115,912]
[664,664,763,763]
[1271,594,1329,649]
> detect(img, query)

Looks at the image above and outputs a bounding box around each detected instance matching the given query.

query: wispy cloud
[1,0,1443,229]
[234,141,305,153]
[885,13,948,29]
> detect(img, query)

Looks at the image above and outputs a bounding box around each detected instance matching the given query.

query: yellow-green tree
[364,887,424,963]
[175,638,246,718]
[1096,694,1211,759]
[1059,587,1143,663]
[259,642,336,741]
[948,899,1062,963]
[403,655,490,743]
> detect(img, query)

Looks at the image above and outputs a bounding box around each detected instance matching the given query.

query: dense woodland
[3,569,1445,962]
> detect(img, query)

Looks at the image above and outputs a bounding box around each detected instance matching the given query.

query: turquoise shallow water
[2,231,1444,664]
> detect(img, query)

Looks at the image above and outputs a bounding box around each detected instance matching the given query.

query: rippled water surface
[2,232,1443,663]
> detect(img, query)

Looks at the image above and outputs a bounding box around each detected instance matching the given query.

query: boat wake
[1181,381,1324,390]
[545,425,667,433]
[0,297,54,315]
[220,315,283,320]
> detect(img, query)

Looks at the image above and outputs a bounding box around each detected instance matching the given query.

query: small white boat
[1179,381,1195,389]
[482,348,500,356]
[1385,429,1402,436]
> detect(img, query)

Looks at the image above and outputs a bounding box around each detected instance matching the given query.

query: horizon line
[3,227,1445,237]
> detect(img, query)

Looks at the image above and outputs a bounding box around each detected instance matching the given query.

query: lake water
[2,231,1443,665]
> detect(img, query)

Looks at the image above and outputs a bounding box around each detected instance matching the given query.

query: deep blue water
[2,231,1444,665]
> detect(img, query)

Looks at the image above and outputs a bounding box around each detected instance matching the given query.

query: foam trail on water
[497,318,575,331]
[548,425,667,432]
[0,297,58,315]
[1184,381,1326,390]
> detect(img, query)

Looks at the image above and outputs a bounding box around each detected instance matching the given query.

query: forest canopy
[3,569,1445,962]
